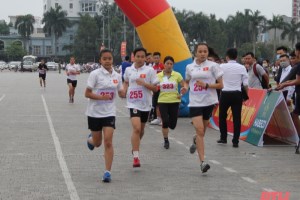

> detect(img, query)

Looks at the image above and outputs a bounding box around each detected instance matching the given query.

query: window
[81,3,96,12]
[70,35,73,41]
[0,40,4,51]
[70,3,73,9]
[46,46,52,55]
[33,46,41,55]
[55,3,59,8]
[56,46,59,53]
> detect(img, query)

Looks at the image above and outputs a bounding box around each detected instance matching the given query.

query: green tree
[265,15,286,56]
[42,5,71,57]
[5,41,26,60]
[73,14,98,63]
[14,14,35,53]
[248,10,266,55]
[0,21,10,35]
[281,18,300,48]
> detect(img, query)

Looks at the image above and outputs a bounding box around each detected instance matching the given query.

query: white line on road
[41,95,80,200]
[0,94,6,102]
[242,177,257,184]
[176,141,184,145]
[263,188,275,192]
[209,160,221,165]
[223,167,238,173]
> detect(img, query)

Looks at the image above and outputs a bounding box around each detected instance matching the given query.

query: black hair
[194,43,209,55]
[295,42,300,51]
[133,47,147,56]
[226,48,238,60]
[279,54,289,59]
[125,55,130,61]
[163,56,175,64]
[146,53,152,56]
[244,52,255,58]
[276,46,288,53]
[153,52,161,57]
[290,50,296,57]
[263,59,270,64]
[99,49,113,58]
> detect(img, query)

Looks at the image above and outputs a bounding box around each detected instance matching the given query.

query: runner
[37,59,48,88]
[66,56,80,103]
[123,47,159,168]
[185,43,223,173]
[157,56,187,149]
[85,49,124,182]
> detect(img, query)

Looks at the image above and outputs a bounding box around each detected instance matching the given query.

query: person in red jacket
[150,52,164,125]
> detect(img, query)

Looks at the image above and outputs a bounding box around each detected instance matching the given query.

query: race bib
[96,89,115,104]
[160,81,176,92]
[190,80,208,94]
[128,87,145,103]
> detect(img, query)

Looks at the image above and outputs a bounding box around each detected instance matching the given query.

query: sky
[0,0,292,23]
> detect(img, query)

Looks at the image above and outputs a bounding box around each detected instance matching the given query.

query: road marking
[242,177,257,184]
[263,188,275,192]
[209,160,221,165]
[176,141,184,145]
[41,95,80,200]
[223,167,237,173]
[0,94,5,102]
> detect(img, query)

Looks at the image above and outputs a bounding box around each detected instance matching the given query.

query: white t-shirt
[85,66,123,118]
[124,64,159,111]
[185,59,223,107]
[66,63,80,80]
[220,60,248,91]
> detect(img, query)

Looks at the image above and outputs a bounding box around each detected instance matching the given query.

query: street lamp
[189,39,198,53]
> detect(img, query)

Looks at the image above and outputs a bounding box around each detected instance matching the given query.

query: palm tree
[281,18,300,48]
[265,15,286,56]
[42,5,71,58]
[248,10,266,55]
[14,14,35,53]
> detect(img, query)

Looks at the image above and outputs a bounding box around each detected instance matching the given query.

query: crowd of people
[52,42,300,183]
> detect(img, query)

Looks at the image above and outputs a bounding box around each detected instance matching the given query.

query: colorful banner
[210,89,299,146]
[210,89,266,140]
[246,91,299,146]
[120,41,127,58]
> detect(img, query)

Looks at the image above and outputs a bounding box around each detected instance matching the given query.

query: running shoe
[133,157,141,168]
[201,162,210,173]
[164,140,170,149]
[189,135,196,154]
[102,171,111,183]
[87,133,94,151]
[150,118,161,125]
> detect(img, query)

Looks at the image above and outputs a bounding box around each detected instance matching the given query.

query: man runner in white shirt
[123,47,159,168]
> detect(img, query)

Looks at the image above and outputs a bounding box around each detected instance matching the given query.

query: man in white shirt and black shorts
[123,47,159,168]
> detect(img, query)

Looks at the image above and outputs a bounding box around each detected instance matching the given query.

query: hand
[196,80,206,88]
[287,99,292,106]
[275,83,285,91]
[101,94,112,100]
[119,90,126,98]
[180,87,188,95]
[136,78,145,86]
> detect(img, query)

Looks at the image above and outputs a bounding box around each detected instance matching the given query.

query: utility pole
[123,14,126,42]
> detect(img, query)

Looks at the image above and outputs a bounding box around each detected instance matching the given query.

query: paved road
[0,71,299,200]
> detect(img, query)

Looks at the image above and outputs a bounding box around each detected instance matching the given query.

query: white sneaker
[150,118,161,125]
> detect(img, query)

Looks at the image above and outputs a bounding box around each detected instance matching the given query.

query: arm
[84,88,111,100]
[136,78,158,92]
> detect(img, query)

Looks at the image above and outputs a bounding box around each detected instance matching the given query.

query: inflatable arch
[115,0,192,116]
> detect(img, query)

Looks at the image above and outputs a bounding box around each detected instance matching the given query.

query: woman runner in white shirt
[85,49,124,182]
[184,43,223,173]
[123,47,159,168]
